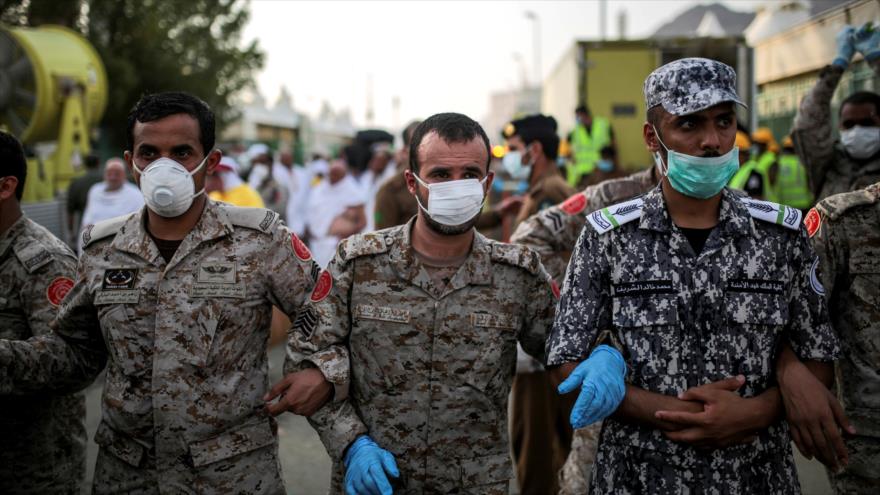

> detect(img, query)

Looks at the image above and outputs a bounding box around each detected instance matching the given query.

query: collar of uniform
[638,184,753,238]
[527,166,561,195]
[0,215,28,258]
[112,200,233,266]
[389,217,493,297]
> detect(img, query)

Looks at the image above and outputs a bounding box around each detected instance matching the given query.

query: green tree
[1,0,263,150]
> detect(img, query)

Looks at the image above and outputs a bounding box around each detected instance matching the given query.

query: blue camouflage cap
[644,57,746,116]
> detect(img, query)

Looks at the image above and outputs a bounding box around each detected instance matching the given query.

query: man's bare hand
[777,355,854,471]
[655,376,758,448]
[264,368,333,417]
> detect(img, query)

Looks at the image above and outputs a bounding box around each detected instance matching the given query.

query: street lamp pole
[524,10,541,89]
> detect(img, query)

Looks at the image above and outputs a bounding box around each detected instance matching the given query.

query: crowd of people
[0,22,878,495]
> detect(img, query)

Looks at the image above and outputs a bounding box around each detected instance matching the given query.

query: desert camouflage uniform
[511,166,656,494]
[0,216,85,494]
[0,200,319,494]
[810,181,880,493]
[547,185,839,494]
[285,218,556,494]
[792,61,880,202]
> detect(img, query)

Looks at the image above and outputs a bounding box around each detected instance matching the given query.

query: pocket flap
[459,452,513,487]
[725,292,787,325]
[189,418,276,468]
[94,421,146,468]
[470,312,519,330]
[612,294,678,328]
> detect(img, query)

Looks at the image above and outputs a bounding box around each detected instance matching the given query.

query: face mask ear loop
[651,125,670,180]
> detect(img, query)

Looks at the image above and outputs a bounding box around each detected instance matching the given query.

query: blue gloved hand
[558,345,627,429]
[853,23,880,62]
[833,25,856,68]
[344,435,399,495]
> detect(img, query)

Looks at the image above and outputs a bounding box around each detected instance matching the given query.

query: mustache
[700,150,722,158]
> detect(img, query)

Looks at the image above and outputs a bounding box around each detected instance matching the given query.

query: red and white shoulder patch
[291,233,312,261]
[47,277,74,307]
[550,280,561,299]
[804,208,822,238]
[310,270,333,303]
[560,193,587,215]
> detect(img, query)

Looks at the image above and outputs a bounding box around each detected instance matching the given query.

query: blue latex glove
[344,435,399,495]
[558,345,627,429]
[833,25,856,68]
[853,23,880,62]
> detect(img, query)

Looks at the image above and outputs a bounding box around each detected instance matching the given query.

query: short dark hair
[402,120,421,147]
[840,91,880,116]
[510,114,560,160]
[85,154,100,169]
[0,130,27,200]
[575,105,590,115]
[409,113,491,174]
[126,91,215,155]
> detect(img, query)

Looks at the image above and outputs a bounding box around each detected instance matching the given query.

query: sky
[243,0,767,130]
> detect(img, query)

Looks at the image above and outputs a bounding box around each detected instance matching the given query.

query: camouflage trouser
[557,422,602,495]
[828,435,880,494]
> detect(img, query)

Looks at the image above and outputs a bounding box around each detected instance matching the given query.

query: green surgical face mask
[653,127,740,199]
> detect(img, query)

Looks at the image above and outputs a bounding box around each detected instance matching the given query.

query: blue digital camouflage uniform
[547,185,840,494]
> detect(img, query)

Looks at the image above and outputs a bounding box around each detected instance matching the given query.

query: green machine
[0,24,108,202]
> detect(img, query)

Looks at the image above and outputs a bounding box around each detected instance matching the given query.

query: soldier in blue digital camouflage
[546,58,844,493]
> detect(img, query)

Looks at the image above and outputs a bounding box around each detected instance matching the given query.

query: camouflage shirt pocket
[98,304,152,377]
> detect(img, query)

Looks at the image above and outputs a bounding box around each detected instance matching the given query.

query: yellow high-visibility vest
[568,117,611,186]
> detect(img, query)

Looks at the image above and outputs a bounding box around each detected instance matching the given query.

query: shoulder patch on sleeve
[739,197,802,230]
[816,187,879,221]
[490,242,541,275]
[586,197,644,234]
[804,207,823,238]
[221,205,280,234]
[82,214,130,249]
[339,232,389,261]
[560,192,588,215]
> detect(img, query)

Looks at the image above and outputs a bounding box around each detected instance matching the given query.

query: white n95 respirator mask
[133,154,209,218]
[413,174,488,226]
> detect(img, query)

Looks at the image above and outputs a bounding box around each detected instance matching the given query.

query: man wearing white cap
[207,156,264,208]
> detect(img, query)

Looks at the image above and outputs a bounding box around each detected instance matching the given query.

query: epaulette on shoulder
[339,231,389,261]
[490,242,540,275]
[816,187,879,221]
[586,196,644,234]
[221,205,279,234]
[739,197,802,231]
[82,214,130,249]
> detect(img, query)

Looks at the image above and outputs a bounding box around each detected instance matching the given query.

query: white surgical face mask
[502,150,532,180]
[414,174,488,227]
[133,154,209,217]
[840,125,880,159]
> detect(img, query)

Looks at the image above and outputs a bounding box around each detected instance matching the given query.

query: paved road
[81,345,832,494]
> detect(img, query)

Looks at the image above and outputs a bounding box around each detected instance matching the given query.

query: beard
[415,187,481,236]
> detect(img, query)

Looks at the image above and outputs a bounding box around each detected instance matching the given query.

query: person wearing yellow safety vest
[567,105,615,188]
[775,136,814,210]
[729,127,778,201]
